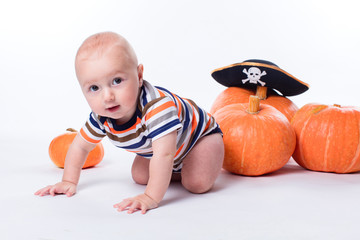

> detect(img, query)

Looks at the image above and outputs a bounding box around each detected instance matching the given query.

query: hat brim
[211,61,309,96]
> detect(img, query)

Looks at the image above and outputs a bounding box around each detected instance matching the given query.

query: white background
[1,0,360,239]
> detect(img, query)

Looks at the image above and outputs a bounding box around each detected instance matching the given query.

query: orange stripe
[145,101,175,121]
[189,103,197,134]
[80,128,101,144]
[174,144,184,158]
[174,94,182,118]
[157,89,166,97]
[127,149,142,153]
[203,113,212,131]
[108,118,141,134]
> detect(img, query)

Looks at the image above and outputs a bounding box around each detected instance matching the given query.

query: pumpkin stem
[247,95,260,114]
[256,86,268,100]
[66,128,78,133]
[333,104,341,108]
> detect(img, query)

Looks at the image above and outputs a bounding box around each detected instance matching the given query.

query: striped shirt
[80,80,220,170]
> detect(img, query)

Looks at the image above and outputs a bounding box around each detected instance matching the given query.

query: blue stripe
[155,86,190,130]
[187,108,204,151]
[110,108,141,131]
[99,116,107,124]
[137,153,153,158]
[89,113,106,133]
[148,119,181,139]
[178,97,190,131]
[117,136,148,150]
[141,85,148,106]
[155,86,177,103]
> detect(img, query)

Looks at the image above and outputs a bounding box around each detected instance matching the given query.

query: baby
[35,32,224,214]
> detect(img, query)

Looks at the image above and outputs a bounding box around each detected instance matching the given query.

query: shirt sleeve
[79,112,107,144]
[143,96,182,142]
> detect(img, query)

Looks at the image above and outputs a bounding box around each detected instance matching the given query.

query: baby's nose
[104,89,115,102]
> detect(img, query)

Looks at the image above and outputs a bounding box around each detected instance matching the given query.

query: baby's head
[75,32,138,68]
[75,32,144,123]
[75,32,140,77]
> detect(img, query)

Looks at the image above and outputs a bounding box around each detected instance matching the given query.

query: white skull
[242,67,267,86]
[248,67,262,82]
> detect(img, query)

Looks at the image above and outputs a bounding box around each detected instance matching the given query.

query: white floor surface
[2,134,360,240]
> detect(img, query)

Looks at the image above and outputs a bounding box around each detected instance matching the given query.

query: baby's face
[76,47,143,124]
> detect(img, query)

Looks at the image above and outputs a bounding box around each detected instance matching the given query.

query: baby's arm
[113,131,177,214]
[35,133,96,197]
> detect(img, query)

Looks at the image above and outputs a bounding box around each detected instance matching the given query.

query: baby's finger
[66,191,74,197]
[113,202,123,209]
[65,185,76,197]
[34,189,43,195]
[141,203,148,215]
[127,201,141,214]
[113,199,126,208]
[49,186,57,196]
[34,186,51,196]
[114,200,132,212]
[141,209,147,214]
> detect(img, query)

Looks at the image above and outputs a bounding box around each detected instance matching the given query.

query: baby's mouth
[106,105,120,112]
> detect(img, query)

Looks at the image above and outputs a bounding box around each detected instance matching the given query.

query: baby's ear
[137,64,144,85]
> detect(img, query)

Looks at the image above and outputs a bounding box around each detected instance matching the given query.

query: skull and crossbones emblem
[242,67,267,86]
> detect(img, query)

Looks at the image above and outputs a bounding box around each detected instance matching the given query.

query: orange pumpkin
[210,86,298,122]
[213,96,296,176]
[291,103,360,173]
[49,128,104,169]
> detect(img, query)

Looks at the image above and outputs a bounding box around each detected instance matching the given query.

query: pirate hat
[211,59,309,96]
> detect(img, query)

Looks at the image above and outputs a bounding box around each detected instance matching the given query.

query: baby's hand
[113,193,158,214]
[34,181,77,197]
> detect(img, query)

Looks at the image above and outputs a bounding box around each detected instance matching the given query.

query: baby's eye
[90,85,99,92]
[112,78,122,85]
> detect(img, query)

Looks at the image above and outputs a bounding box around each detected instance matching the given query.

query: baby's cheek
[124,91,138,106]
[87,99,102,113]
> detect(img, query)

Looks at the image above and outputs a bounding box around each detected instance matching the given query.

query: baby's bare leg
[131,133,224,190]
[181,133,224,194]
[131,155,183,184]
[131,155,150,185]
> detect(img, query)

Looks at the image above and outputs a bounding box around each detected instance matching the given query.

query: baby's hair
[75,31,138,65]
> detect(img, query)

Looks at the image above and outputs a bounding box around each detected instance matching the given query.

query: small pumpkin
[210,86,298,121]
[213,96,296,176]
[291,103,360,173]
[49,128,104,169]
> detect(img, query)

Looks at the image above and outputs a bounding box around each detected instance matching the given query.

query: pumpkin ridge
[312,105,328,115]
[344,111,360,172]
[291,104,314,124]
[323,118,334,172]
[240,141,246,174]
[297,116,312,168]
